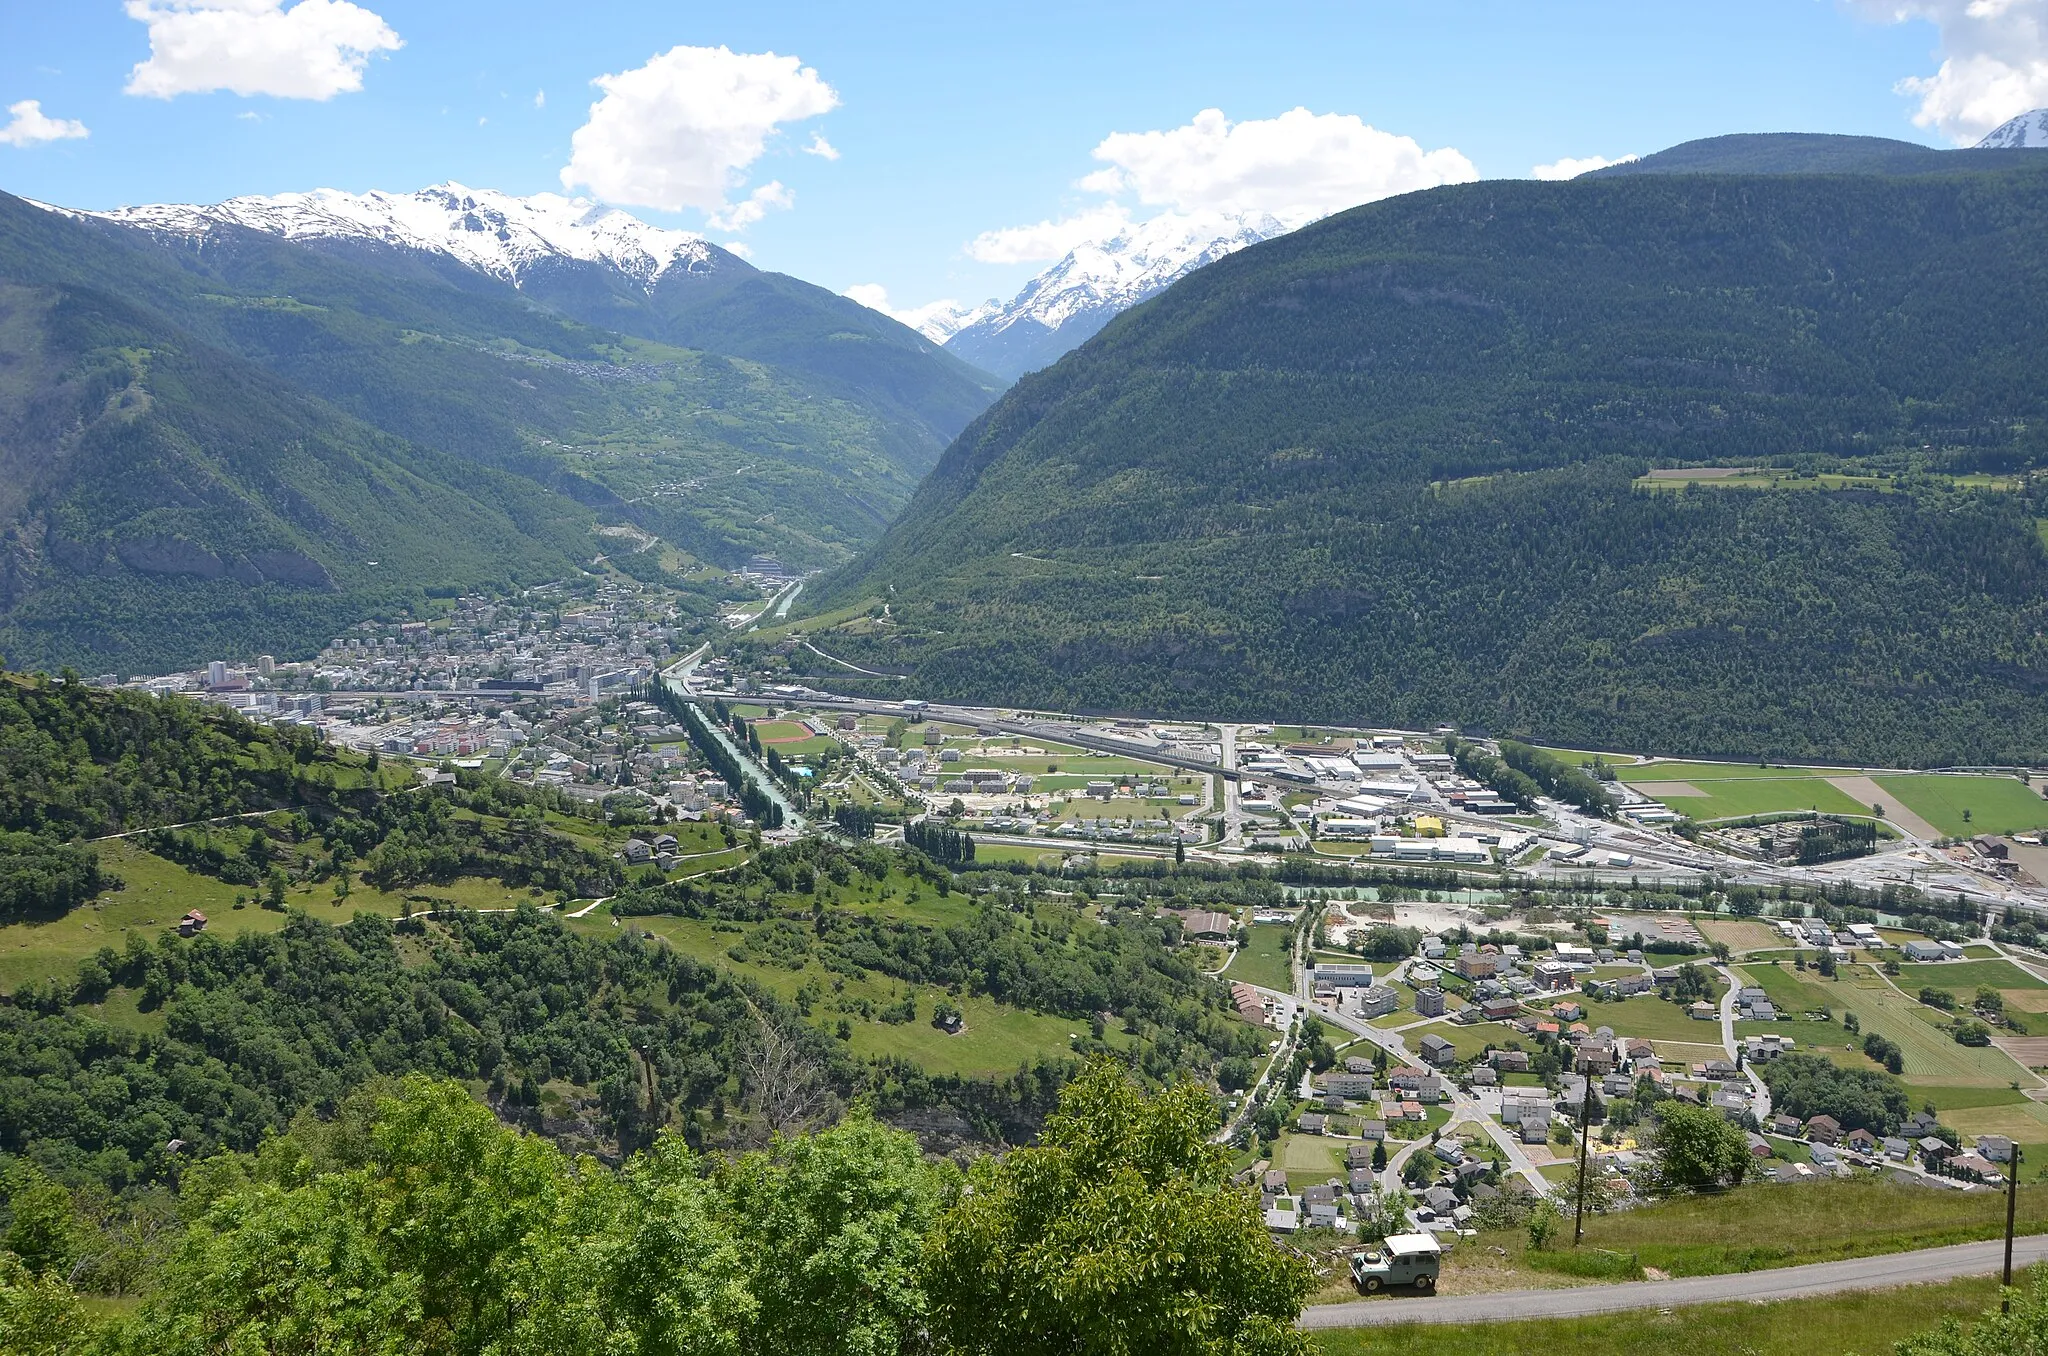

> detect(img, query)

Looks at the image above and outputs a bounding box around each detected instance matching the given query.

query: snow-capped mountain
[1978,109,2048,149]
[49,183,725,292]
[935,210,1295,380]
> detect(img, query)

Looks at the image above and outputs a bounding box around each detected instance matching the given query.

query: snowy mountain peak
[938,209,1296,380]
[59,183,724,291]
[1977,109,2048,149]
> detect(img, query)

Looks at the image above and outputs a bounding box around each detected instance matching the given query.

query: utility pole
[1573,1057,1593,1247]
[2005,1144,2023,1311]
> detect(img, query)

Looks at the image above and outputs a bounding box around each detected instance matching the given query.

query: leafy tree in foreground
[0,1252,94,1356]
[921,1058,1314,1356]
[1651,1101,1752,1192]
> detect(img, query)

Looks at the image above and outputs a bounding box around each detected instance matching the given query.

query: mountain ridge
[796,162,2048,765]
[908,210,1295,381]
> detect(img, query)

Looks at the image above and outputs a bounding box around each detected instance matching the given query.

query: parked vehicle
[1351,1232,1442,1294]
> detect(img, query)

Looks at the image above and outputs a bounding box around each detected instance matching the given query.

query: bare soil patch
[1632,781,1706,797]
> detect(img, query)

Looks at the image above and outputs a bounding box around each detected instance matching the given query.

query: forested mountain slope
[1588,131,2048,177]
[0,191,1000,671]
[802,164,2048,765]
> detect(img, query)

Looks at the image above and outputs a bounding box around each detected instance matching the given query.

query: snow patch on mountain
[52,183,723,291]
[939,210,1293,379]
[1977,109,2048,149]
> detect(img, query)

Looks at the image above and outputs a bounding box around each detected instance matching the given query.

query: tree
[921,1059,1315,1356]
[2,1173,77,1276]
[1371,1141,1387,1171]
[0,1253,95,1356]
[1651,1102,1751,1192]
[717,1107,948,1356]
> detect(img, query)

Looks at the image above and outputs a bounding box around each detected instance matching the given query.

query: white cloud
[0,100,89,146]
[1531,153,1638,180]
[123,0,402,101]
[965,203,1133,264]
[533,89,545,110]
[1081,107,1477,221]
[803,131,839,160]
[1854,0,2048,142]
[722,241,753,259]
[705,180,793,232]
[559,44,837,225]
[965,107,1476,265]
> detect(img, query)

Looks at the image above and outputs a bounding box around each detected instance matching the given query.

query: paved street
[1300,1234,2048,1328]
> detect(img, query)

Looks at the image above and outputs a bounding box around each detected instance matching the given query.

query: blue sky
[2,1,2041,313]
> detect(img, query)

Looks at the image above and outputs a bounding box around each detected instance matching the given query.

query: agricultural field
[1632,466,1897,493]
[1587,994,1725,1043]
[1620,773,1869,821]
[1825,969,2035,1086]
[1893,957,2048,997]
[1872,774,2048,838]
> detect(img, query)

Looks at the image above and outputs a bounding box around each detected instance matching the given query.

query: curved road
[1301,1234,2048,1329]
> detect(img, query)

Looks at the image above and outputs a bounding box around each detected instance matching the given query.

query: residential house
[1469,1066,1498,1087]
[1323,1071,1376,1099]
[1846,1128,1879,1155]
[1389,1067,1443,1100]
[1357,986,1401,1018]
[1882,1137,1912,1160]
[1769,1113,1803,1137]
[1978,1135,2016,1163]
[1359,1120,1388,1141]
[1947,1151,2003,1184]
[1261,1169,1287,1194]
[1806,1115,1843,1146]
[1298,1113,1328,1135]
[1489,1048,1530,1073]
[1418,1034,1457,1068]
[1346,1144,1376,1168]
[1713,1088,1751,1121]
[1688,1001,1717,1021]
[1479,996,1521,1021]
[1919,1136,1956,1165]
[1457,954,1498,980]
[1415,986,1448,1017]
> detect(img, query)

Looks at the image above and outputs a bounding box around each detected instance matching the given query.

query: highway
[1300,1233,2048,1328]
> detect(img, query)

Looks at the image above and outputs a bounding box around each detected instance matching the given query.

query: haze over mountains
[800,132,2048,767]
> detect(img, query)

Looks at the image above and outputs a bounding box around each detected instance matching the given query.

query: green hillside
[0,192,1001,671]
[800,164,2048,765]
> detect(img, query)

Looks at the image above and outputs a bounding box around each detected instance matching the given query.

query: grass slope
[1315,1272,2013,1356]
